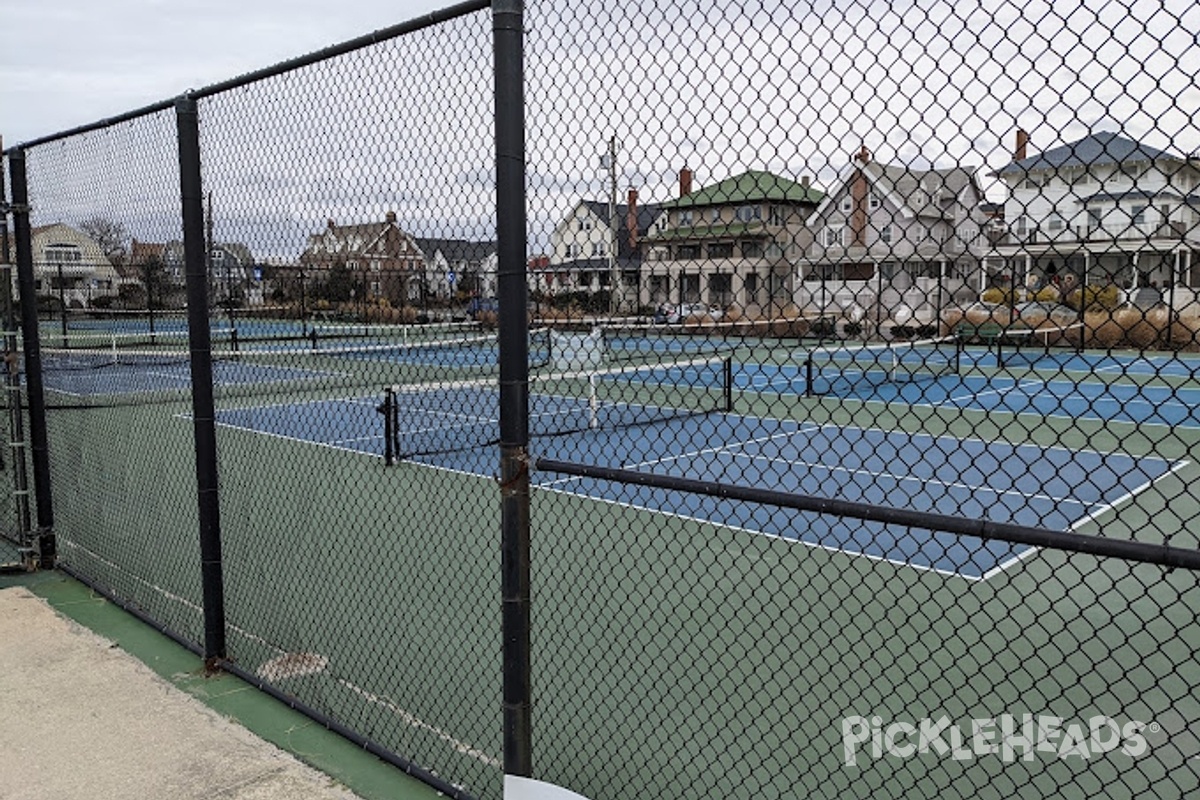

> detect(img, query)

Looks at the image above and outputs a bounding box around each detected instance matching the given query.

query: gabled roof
[995,130,1182,177]
[807,160,981,225]
[415,238,496,264]
[569,199,665,259]
[872,164,979,219]
[666,170,823,209]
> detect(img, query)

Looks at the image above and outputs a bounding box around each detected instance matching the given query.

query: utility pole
[603,136,619,316]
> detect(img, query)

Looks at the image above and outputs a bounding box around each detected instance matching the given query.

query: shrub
[981,288,1018,305]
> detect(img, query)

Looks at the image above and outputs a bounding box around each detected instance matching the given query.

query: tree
[79,216,130,266]
[319,262,355,303]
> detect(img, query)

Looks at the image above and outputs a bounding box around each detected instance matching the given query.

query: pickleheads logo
[841,714,1153,766]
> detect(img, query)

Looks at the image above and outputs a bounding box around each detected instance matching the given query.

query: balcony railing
[991,220,1194,246]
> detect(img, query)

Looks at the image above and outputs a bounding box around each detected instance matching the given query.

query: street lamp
[601,136,620,316]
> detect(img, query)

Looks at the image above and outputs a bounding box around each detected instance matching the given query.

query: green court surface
[37,339,1200,800]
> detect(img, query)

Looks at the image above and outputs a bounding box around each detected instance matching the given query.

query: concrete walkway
[0,583,373,800]
[0,572,446,800]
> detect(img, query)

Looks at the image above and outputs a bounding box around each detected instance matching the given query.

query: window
[878,224,893,244]
[45,244,82,263]
[840,196,852,212]
[677,244,701,259]
[1048,215,1064,231]
[1074,171,1094,186]
[592,242,608,257]
[1014,217,1029,236]
[710,208,722,223]
[769,206,786,225]
[1131,205,1147,225]
[578,217,593,231]
[679,210,694,226]
[566,244,581,258]
[736,205,761,222]
[708,242,734,258]
[869,192,881,210]
[741,240,764,258]
[824,227,844,247]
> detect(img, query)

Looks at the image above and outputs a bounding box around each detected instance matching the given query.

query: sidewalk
[0,571,444,800]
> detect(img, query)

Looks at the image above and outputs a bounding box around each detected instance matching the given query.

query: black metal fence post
[176,94,227,665]
[9,148,55,568]
[494,0,532,780]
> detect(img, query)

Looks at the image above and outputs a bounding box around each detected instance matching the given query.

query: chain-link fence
[4,0,1200,798]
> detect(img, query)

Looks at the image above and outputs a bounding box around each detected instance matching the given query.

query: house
[161,239,255,304]
[415,238,498,302]
[27,223,122,308]
[299,212,424,305]
[641,169,822,315]
[799,147,989,325]
[536,190,664,311]
[985,129,1200,310]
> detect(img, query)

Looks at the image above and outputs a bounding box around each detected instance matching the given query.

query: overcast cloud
[0,0,450,146]
[4,0,1198,258]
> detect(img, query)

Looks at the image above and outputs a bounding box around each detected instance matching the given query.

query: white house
[985,129,1200,310]
[416,238,498,301]
[537,190,664,310]
[29,223,122,308]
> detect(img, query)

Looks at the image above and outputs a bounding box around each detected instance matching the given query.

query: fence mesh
[9,0,1200,798]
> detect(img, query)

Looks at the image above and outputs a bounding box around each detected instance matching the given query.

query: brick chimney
[679,167,693,197]
[385,210,397,224]
[626,188,639,252]
[850,147,870,246]
[1015,129,1029,161]
[327,218,336,230]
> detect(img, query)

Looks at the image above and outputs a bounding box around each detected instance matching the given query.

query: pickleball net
[378,353,735,461]
[803,335,962,397]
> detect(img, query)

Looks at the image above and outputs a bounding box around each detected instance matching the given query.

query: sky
[0,0,451,146]
[4,0,1199,259]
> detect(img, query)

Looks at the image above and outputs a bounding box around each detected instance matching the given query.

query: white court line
[978,457,1194,581]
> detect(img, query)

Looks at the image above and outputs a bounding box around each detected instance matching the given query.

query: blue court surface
[741,357,1200,428]
[214,392,1184,580]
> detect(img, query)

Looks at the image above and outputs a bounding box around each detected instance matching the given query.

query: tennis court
[205,378,1180,581]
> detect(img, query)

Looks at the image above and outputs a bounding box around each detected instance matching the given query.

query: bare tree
[78,216,130,266]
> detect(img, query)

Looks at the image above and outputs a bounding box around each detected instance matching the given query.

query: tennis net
[994,323,1085,368]
[803,336,961,397]
[35,328,552,407]
[379,354,735,461]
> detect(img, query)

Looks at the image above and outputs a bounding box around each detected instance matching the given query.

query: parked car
[663,303,724,324]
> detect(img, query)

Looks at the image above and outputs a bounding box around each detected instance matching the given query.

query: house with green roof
[985,129,1200,310]
[641,168,823,313]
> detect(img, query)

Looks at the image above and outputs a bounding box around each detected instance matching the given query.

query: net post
[723,356,733,413]
[804,355,814,398]
[381,387,395,467]
[588,373,599,429]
